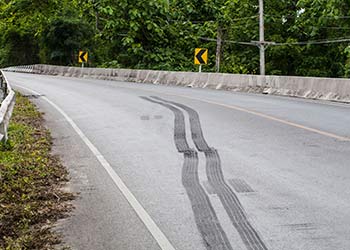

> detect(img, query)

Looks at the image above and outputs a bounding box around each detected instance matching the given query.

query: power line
[266,14,350,20]
[199,37,350,46]
[168,15,259,24]
[294,26,350,30]
[319,26,350,30]
[199,37,256,46]
[232,15,259,21]
[274,38,350,46]
[325,16,350,19]
[170,14,350,25]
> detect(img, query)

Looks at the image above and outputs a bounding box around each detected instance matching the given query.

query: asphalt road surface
[5,72,350,250]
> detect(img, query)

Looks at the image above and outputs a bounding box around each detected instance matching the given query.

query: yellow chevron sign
[79,51,88,63]
[194,48,208,65]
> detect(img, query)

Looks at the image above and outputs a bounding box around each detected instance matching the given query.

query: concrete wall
[6,64,350,103]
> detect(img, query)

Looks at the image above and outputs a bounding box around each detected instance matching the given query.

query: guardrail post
[4,84,7,100]
[0,76,5,100]
[0,121,6,142]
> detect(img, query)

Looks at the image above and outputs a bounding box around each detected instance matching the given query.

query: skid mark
[228,179,255,193]
[141,115,150,120]
[154,96,268,250]
[141,96,233,250]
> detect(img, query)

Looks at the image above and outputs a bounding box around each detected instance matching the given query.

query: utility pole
[259,0,265,76]
[253,1,274,75]
[215,26,223,73]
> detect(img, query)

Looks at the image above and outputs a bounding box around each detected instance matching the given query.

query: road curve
[5,72,350,250]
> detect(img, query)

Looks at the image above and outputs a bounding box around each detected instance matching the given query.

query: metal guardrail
[0,70,16,142]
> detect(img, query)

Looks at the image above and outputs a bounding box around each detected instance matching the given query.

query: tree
[41,17,93,65]
[1,0,350,77]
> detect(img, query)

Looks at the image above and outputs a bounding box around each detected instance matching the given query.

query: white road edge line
[13,84,176,250]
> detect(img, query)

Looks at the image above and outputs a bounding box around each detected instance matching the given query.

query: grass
[0,93,74,249]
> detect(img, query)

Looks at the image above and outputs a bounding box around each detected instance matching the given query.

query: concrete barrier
[5,64,350,103]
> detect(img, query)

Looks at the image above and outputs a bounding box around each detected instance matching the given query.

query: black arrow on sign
[80,52,87,62]
[196,49,206,64]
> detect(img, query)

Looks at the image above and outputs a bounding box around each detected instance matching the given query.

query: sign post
[194,48,208,72]
[79,51,88,68]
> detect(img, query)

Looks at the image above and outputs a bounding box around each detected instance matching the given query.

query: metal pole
[259,0,265,76]
[199,65,202,73]
[216,26,222,73]
[82,62,84,69]
[3,80,7,100]
[0,76,5,101]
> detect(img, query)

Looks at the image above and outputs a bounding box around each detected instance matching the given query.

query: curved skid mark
[153,96,268,250]
[141,96,233,250]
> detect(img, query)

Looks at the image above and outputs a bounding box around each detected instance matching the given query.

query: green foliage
[41,17,93,65]
[0,28,40,67]
[1,0,350,77]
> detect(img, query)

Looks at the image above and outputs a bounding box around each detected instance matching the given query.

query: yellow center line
[175,94,350,142]
[116,84,350,142]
